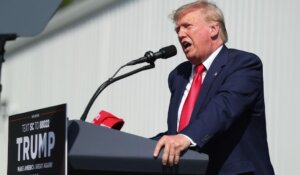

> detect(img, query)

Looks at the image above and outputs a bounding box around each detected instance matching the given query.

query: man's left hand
[153,134,190,166]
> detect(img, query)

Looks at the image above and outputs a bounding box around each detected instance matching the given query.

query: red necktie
[178,64,205,132]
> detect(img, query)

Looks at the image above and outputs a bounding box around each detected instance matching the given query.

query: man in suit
[153,1,275,174]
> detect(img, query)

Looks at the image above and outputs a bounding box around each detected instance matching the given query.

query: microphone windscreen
[160,45,177,59]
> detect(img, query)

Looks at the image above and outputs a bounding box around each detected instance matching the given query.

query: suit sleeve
[180,53,264,148]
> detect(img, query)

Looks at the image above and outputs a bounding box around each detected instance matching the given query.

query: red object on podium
[92,110,124,130]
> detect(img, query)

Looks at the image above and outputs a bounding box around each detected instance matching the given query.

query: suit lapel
[168,62,191,134]
[190,46,229,121]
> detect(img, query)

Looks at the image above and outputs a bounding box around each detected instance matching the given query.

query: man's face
[175,10,213,65]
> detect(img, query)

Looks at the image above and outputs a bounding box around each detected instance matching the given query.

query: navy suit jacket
[160,46,274,175]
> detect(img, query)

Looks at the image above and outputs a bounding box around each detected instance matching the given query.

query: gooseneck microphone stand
[80,45,177,121]
[80,60,155,121]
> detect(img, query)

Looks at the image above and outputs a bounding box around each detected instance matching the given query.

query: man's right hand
[153,134,190,166]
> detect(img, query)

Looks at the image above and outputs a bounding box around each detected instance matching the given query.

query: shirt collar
[191,45,223,72]
[202,45,223,71]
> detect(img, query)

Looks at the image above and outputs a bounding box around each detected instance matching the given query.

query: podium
[68,120,208,175]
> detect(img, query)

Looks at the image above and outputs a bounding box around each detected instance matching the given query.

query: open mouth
[182,41,191,50]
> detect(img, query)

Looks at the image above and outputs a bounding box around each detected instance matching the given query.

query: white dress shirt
[178,45,223,145]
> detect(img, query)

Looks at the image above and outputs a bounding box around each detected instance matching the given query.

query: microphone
[126,45,177,66]
[80,44,176,121]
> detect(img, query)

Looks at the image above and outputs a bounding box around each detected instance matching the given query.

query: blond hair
[172,0,228,43]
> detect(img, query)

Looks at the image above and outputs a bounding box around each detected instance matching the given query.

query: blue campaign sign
[8,104,67,175]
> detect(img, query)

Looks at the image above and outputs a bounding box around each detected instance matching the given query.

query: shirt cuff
[179,134,197,147]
